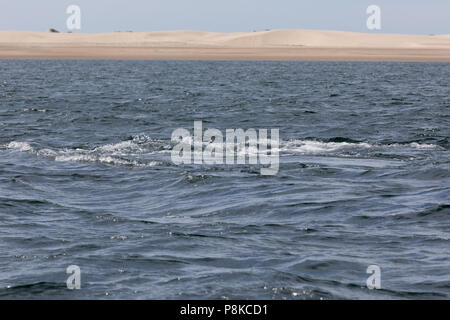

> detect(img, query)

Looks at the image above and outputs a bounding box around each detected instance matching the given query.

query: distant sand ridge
[1,30,450,61]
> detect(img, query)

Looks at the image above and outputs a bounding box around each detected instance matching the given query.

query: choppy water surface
[0,60,449,299]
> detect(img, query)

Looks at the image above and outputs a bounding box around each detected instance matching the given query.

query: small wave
[417,204,450,217]
[280,139,440,154]
[281,140,371,154]
[23,108,47,113]
[394,142,438,150]
[4,140,161,167]
[6,141,33,152]
[54,154,159,167]
[94,140,144,154]
[0,282,66,298]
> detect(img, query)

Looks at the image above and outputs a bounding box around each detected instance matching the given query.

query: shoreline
[2,30,450,61]
[1,47,450,62]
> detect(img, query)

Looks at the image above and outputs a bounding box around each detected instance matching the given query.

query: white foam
[280,140,441,154]
[6,141,33,152]
[281,140,371,154]
[54,154,92,163]
[54,154,159,167]
[405,142,437,150]
[23,108,47,113]
[5,139,160,167]
[36,148,58,157]
[95,141,142,154]
[4,137,440,166]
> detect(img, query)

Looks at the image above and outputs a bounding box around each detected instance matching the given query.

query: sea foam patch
[4,140,160,167]
[2,137,440,169]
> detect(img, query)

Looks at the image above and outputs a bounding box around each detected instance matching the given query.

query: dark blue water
[0,60,449,299]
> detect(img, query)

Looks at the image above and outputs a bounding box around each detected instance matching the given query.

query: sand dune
[1,30,450,60]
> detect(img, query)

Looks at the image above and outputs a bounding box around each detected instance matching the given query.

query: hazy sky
[0,0,449,34]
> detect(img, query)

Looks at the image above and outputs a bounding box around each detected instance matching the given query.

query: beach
[1,29,450,61]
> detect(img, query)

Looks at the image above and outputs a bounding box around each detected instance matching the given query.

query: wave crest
[4,138,162,167]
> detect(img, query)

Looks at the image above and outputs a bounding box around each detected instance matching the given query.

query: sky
[0,0,449,34]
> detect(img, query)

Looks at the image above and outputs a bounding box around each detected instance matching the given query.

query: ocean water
[0,60,449,300]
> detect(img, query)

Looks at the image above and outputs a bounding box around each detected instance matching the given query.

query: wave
[3,136,442,167]
[5,141,33,152]
[280,140,371,153]
[54,154,159,167]
[4,138,161,167]
[0,281,67,298]
[178,137,439,157]
[22,108,47,113]
[279,139,440,154]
